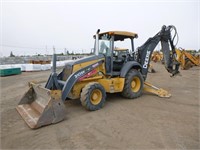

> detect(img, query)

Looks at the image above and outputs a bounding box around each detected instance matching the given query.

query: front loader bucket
[16,82,66,129]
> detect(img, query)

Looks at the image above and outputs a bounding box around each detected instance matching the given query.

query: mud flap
[16,82,66,129]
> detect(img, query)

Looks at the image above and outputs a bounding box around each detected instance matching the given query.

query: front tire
[122,69,144,99]
[80,82,106,111]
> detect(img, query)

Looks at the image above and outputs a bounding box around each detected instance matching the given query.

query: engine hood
[66,54,105,66]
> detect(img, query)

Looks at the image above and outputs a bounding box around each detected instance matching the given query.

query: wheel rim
[90,89,102,105]
[131,76,141,92]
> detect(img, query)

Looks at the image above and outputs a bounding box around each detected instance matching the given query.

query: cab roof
[94,31,138,41]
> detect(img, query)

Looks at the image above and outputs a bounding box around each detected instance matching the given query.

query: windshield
[99,35,111,56]
[99,40,111,56]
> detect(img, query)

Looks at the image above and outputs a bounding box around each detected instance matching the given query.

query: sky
[0,0,199,57]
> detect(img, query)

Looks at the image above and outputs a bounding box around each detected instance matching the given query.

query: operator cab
[94,31,138,76]
[113,48,129,71]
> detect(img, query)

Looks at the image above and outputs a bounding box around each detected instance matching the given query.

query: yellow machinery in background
[151,51,164,63]
[175,48,200,70]
[149,51,164,73]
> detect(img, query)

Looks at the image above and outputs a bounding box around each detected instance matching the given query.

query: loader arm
[44,54,104,101]
[137,25,180,79]
[61,60,103,100]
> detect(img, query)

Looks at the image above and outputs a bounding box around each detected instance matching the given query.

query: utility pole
[53,46,55,54]
[64,48,67,55]
[45,45,48,55]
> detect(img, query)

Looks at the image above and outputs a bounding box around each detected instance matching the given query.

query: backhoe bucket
[16,82,66,129]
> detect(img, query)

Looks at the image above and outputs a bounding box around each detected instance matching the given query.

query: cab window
[99,35,111,56]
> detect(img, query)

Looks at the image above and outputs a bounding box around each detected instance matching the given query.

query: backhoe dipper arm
[137,25,180,80]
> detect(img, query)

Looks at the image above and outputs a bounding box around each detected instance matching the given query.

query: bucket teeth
[16,82,66,129]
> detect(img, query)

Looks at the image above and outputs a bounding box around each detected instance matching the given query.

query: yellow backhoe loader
[16,25,180,129]
[175,48,200,69]
[151,51,164,63]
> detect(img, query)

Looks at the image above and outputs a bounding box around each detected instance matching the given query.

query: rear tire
[80,82,106,111]
[122,69,144,99]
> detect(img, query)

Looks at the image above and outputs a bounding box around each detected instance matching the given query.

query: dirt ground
[0,62,199,149]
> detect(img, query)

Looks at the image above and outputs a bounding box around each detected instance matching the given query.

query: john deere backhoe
[16,25,180,129]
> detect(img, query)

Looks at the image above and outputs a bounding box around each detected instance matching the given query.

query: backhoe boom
[137,25,180,79]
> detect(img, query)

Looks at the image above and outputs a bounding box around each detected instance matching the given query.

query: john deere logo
[143,51,151,69]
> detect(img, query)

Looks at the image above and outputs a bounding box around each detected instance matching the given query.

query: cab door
[99,35,114,75]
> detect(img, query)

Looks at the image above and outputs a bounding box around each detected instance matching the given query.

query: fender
[120,61,142,78]
[61,60,103,101]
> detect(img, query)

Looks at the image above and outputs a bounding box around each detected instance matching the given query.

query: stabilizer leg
[143,82,171,98]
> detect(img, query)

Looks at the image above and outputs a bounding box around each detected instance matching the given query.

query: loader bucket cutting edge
[16,83,66,129]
